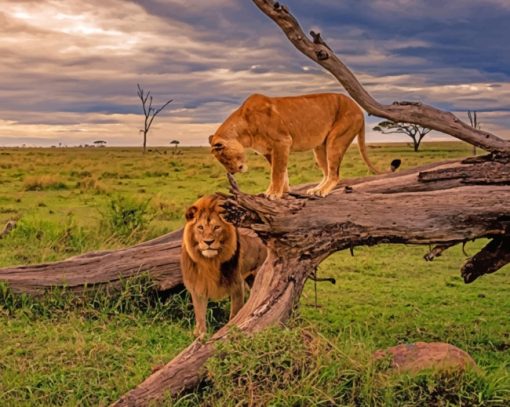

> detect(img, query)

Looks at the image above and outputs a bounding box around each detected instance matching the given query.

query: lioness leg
[229,282,245,320]
[315,119,360,196]
[265,142,291,199]
[190,292,208,339]
[264,153,289,193]
[307,144,328,195]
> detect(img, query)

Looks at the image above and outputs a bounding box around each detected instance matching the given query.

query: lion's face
[184,196,236,260]
[209,136,247,174]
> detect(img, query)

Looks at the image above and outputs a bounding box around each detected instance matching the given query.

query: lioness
[181,194,267,338]
[209,93,379,198]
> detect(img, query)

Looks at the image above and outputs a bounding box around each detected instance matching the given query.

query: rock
[373,342,477,373]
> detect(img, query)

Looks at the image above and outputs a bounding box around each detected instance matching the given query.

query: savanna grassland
[0,143,509,406]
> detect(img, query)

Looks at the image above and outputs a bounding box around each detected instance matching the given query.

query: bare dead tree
[373,120,432,151]
[137,84,173,154]
[468,110,480,155]
[1,2,510,406]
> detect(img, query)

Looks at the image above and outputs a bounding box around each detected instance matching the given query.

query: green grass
[0,143,509,405]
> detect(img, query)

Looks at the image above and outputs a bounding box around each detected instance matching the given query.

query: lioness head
[209,135,247,174]
[184,195,237,261]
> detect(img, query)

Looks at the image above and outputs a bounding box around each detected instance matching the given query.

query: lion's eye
[197,225,204,231]
[213,225,221,231]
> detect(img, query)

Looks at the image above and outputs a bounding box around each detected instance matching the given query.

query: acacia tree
[170,139,180,154]
[93,140,107,147]
[137,84,173,154]
[373,120,432,151]
[1,1,509,406]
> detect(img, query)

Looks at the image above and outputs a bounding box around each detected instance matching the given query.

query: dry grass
[23,175,68,191]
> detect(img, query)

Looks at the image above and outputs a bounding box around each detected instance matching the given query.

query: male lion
[181,194,267,338]
[209,93,379,198]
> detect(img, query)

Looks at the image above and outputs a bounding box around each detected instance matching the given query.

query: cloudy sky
[1,0,509,147]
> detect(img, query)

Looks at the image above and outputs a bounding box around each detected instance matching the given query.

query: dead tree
[468,110,480,155]
[373,120,432,151]
[137,84,173,154]
[1,2,509,406]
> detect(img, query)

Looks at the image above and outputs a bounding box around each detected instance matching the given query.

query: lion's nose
[203,239,214,246]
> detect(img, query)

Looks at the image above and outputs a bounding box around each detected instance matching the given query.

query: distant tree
[467,110,480,155]
[373,120,432,152]
[137,84,173,154]
[170,139,180,154]
[93,140,107,148]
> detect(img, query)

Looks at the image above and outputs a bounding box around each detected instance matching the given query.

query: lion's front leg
[190,292,208,339]
[265,144,290,199]
[229,282,245,320]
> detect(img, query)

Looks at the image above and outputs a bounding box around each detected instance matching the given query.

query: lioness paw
[264,192,283,200]
[193,327,206,340]
[306,186,331,197]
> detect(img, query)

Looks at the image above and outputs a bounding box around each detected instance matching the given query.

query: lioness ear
[212,142,224,151]
[208,135,214,145]
[185,206,198,221]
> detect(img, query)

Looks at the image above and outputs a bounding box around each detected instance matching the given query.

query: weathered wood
[461,237,510,283]
[0,229,183,295]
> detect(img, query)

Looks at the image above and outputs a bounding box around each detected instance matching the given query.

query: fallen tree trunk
[1,156,503,295]
[0,229,183,295]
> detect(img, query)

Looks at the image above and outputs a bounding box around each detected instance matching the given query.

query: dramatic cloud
[0,0,508,146]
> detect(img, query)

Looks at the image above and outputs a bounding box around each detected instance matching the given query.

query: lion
[209,93,380,199]
[181,194,267,338]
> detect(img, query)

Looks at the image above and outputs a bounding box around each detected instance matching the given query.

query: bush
[100,196,153,242]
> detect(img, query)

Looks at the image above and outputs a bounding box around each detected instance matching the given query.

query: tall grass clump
[1,216,92,264]
[23,175,68,191]
[100,195,153,243]
[0,276,194,324]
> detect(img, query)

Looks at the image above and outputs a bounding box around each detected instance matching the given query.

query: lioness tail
[357,121,380,174]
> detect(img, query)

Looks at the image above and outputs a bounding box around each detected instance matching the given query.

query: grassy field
[0,143,509,406]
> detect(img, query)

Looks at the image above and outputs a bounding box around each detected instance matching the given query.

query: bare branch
[461,237,510,283]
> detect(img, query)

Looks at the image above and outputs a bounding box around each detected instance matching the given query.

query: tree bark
[0,229,184,295]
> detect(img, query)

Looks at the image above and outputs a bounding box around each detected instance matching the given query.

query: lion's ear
[185,206,198,221]
[212,142,224,151]
[208,135,214,145]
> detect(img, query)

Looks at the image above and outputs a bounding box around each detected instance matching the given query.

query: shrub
[100,196,153,242]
